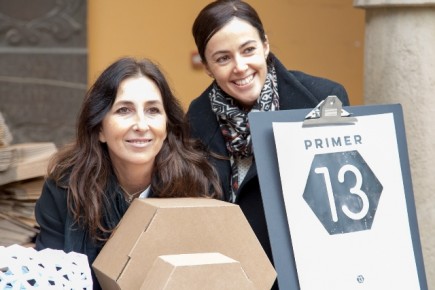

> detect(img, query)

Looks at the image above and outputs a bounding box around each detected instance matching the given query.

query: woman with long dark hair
[35,57,222,289]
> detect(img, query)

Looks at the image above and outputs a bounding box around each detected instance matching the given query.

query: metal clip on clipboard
[302,95,357,127]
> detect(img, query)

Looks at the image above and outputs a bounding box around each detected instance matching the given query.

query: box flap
[92,200,157,283]
[140,253,256,290]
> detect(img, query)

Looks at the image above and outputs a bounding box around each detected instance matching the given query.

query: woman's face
[204,18,270,109]
[99,76,167,172]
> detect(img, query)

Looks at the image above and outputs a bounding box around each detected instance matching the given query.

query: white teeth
[235,74,254,86]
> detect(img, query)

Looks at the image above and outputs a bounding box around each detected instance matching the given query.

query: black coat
[187,54,349,289]
[35,175,130,290]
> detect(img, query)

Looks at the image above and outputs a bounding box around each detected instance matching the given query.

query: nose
[133,112,149,131]
[233,55,248,73]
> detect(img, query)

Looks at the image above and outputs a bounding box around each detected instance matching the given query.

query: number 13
[315,164,369,222]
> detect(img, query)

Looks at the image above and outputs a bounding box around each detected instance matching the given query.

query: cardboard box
[93,198,276,290]
[140,253,256,290]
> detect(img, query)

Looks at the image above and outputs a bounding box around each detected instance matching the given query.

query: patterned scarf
[209,65,279,201]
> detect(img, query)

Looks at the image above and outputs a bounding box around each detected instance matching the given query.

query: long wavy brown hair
[48,57,223,241]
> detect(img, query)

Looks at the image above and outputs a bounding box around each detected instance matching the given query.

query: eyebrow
[113,99,163,106]
[144,100,163,105]
[210,39,257,58]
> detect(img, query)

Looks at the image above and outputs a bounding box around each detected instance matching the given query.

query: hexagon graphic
[303,150,383,235]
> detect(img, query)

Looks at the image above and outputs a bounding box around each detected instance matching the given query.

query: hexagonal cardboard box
[92,198,276,290]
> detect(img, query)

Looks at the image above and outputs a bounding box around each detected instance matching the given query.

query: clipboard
[248,97,427,290]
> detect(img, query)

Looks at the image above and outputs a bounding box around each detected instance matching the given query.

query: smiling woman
[99,76,168,193]
[187,2,350,289]
[203,18,270,109]
[33,57,223,290]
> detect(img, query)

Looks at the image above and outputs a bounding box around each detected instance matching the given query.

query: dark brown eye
[116,107,131,114]
[147,107,161,114]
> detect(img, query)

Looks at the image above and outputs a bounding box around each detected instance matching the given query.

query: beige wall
[88,0,365,109]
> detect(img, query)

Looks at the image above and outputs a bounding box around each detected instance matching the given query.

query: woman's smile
[126,137,152,147]
[233,73,255,87]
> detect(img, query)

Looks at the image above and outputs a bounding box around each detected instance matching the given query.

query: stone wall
[354,1,435,287]
[0,0,87,147]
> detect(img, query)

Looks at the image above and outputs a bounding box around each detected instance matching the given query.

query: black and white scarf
[209,65,279,201]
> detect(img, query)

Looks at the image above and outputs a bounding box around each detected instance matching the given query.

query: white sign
[272,113,421,289]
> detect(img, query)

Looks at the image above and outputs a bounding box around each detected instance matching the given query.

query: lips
[233,74,254,86]
[126,138,151,144]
